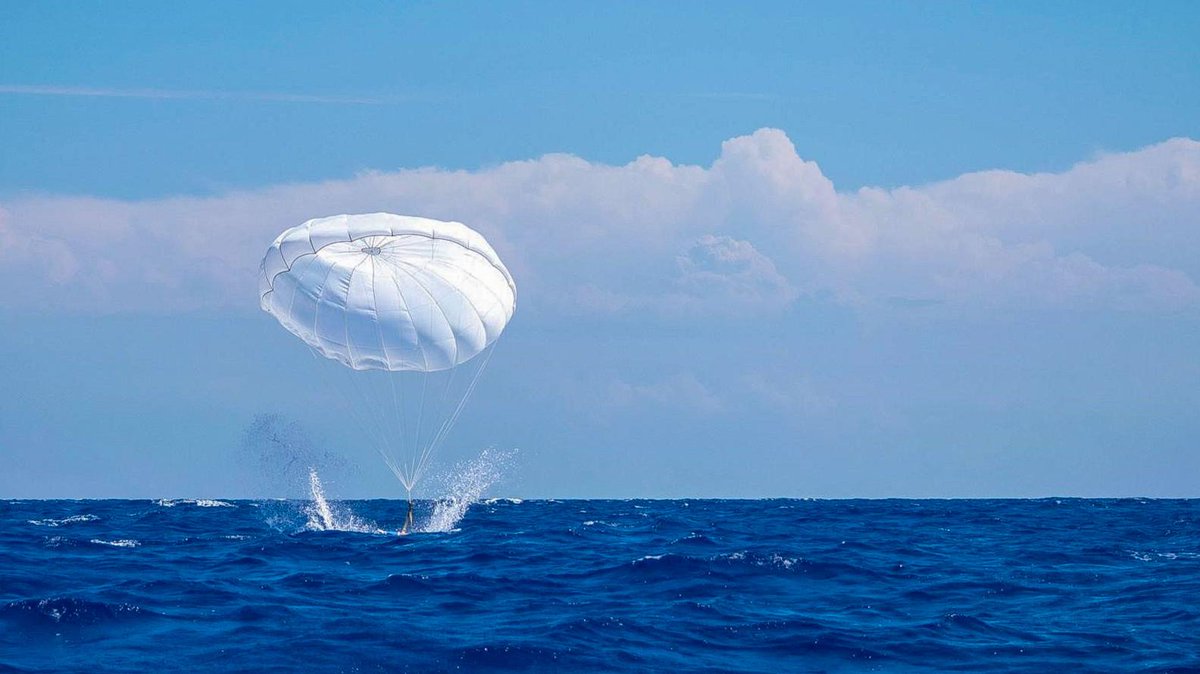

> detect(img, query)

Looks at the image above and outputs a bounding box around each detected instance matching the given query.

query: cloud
[606,373,724,415]
[562,235,799,316]
[666,234,800,314]
[564,368,836,424]
[2,129,1198,314]
[740,372,835,418]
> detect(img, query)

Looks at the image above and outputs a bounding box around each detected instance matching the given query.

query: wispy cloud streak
[685,92,777,101]
[0,84,419,105]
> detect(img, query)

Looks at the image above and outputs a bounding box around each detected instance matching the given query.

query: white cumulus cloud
[2,129,1197,314]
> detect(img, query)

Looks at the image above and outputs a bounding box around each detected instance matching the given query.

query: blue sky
[1,2,1198,498]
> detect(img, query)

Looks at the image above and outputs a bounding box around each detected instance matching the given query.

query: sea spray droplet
[304,468,380,534]
[422,448,517,533]
[307,468,336,530]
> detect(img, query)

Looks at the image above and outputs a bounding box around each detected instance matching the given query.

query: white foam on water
[157,499,235,508]
[304,468,382,534]
[90,538,140,548]
[420,448,516,533]
[720,550,798,570]
[768,553,798,570]
[583,520,618,528]
[1130,550,1200,562]
[27,514,99,527]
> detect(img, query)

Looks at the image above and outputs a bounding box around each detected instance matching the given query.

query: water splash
[240,414,351,498]
[304,468,380,534]
[421,448,517,533]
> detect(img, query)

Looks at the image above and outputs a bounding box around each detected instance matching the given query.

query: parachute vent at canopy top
[259,213,516,372]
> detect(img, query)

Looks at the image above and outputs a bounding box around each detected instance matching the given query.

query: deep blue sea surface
[1,498,1198,672]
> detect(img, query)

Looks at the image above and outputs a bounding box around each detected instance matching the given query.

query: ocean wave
[228,603,298,622]
[615,549,880,584]
[1,597,154,625]
[89,538,140,548]
[156,499,235,508]
[456,644,565,670]
[27,514,98,527]
[668,532,718,546]
[365,573,433,593]
[1130,550,1200,561]
[582,520,617,527]
[1,498,1196,672]
[719,550,799,570]
[41,535,75,548]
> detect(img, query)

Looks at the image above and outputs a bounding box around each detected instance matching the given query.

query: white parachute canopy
[259,213,516,492]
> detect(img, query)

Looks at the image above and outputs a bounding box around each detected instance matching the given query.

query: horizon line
[6,495,1196,501]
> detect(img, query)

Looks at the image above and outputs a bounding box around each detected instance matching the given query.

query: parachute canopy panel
[260,213,516,372]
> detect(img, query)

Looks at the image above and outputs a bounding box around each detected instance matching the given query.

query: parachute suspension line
[302,338,495,496]
[307,344,401,488]
[410,346,492,486]
[349,368,402,483]
[433,343,495,452]
[306,342,491,497]
[306,345,375,446]
[384,368,409,487]
[409,355,430,486]
[410,342,497,487]
[414,334,464,482]
[419,344,486,475]
[379,447,413,492]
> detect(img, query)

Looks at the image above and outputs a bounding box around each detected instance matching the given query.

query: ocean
[1,497,1197,672]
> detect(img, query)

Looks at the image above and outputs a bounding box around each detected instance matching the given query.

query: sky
[1,2,1198,498]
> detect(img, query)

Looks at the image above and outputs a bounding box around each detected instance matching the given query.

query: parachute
[259,213,516,500]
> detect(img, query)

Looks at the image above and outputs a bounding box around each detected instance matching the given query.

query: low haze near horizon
[2,2,1198,498]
